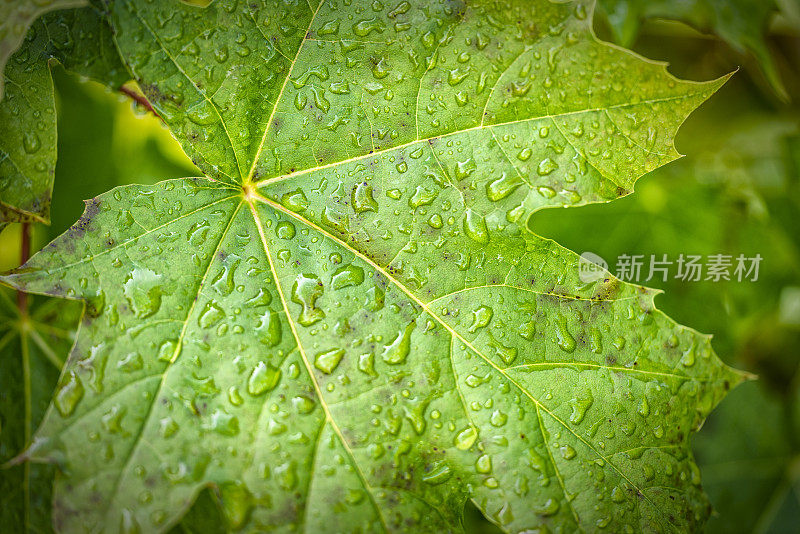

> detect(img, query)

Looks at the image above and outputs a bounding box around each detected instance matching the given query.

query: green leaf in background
[0,0,86,99]
[597,0,789,100]
[0,62,200,534]
[0,28,56,230]
[1,0,746,532]
[0,5,128,229]
[0,288,81,533]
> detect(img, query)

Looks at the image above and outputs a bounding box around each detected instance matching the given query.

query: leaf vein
[245,0,325,183]
[102,200,243,522]
[247,198,391,533]
[255,91,710,189]
[251,191,678,532]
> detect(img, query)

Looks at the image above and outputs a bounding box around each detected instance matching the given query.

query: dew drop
[463,209,489,244]
[55,371,84,417]
[280,189,309,212]
[555,314,576,352]
[291,274,325,326]
[486,172,523,202]
[23,132,41,154]
[358,352,377,376]
[454,426,478,450]
[314,348,345,374]
[123,268,163,319]
[534,498,560,517]
[468,305,494,333]
[247,361,281,395]
[475,454,492,474]
[490,410,508,427]
[203,409,240,436]
[198,301,225,328]
[228,386,244,406]
[408,185,438,208]
[331,264,364,289]
[537,158,558,176]
[569,390,593,424]
[351,182,378,213]
[276,221,296,239]
[381,321,415,364]
[422,462,452,485]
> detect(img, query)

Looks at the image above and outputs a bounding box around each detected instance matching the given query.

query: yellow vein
[104,200,243,521]
[10,195,238,278]
[246,199,390,533]
[245,0,325,183]
[506,362,701,381]
[535,404,584,531]
[131,10,245,181]
[427,282,638,305]
[252,191,676,532]
[255,91,707,188]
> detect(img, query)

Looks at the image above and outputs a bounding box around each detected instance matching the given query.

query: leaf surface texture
[3,0,743,532]
[0,6,128,227]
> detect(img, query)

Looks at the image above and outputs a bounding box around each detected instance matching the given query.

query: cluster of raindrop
[15,0,740,529]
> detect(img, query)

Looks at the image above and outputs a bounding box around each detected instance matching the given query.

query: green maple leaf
[2,0,745,532]
[597,0,788,100]
[0,0,87,99]
[0,289,81,532]
[0,5,128,230]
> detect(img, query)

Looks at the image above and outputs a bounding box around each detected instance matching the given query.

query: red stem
[120,85,158,117]
[17,222,30,316]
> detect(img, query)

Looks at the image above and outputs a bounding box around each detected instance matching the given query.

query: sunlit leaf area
[0,1,798,532]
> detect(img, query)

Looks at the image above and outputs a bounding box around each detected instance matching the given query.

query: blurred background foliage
[0,1,799,532]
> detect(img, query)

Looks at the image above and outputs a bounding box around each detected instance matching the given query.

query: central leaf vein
[250,191,677,531]
[246,198,390,533]
[103,199,243,520]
